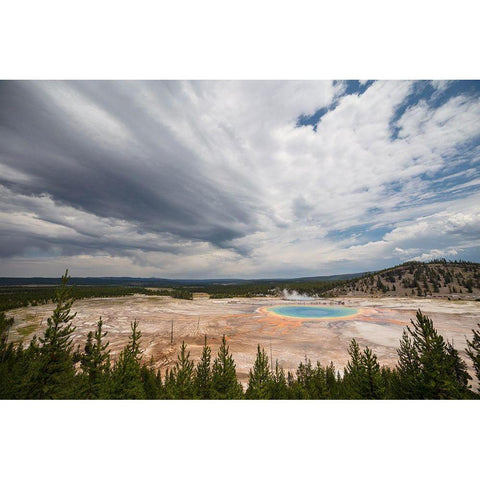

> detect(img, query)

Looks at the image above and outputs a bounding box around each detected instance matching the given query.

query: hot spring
[265,305,359,319]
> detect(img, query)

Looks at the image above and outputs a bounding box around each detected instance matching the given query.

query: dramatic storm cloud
[0,80,479,277]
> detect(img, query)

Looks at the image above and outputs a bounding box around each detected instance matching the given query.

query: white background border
[1,1,479,478]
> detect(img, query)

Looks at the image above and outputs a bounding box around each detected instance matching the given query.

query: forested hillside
[326,260,480,299]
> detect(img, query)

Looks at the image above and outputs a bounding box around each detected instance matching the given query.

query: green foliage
[203,279,347,299]
[395,331,422,398]
[169,341,195,399]
[28,270,78,399]
[446,341,471,394]
[141,361,163,399]
[194,335,212,399]
[246,345,271,399]
[466,323,480,394]
[269,360,289,399]
[343,339,363,399]
[359,347,384,399]
[111,321,145,399]
[394,310,471,399]
[0,311,14,348]
[285,357,340,399]
[80,318,111,399]
[170,289,194,300]
[343,339,385,399]
[211,335,243,399]
[0,313,24,398]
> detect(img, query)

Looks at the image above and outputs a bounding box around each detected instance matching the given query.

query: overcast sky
[0,80,479,278]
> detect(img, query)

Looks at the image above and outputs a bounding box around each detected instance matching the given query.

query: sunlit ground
[7,295,480,384]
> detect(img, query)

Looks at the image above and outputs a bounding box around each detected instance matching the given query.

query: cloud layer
[0,80,479,277]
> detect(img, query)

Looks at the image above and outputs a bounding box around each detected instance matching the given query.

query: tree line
[1,272,479,400]
[0,284,193,312]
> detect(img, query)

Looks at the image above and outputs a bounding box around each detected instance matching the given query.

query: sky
[0,80,479,278]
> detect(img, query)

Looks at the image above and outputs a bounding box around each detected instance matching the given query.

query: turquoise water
[268,305,358,319]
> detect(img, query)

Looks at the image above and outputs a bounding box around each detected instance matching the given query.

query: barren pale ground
[7,295,480,384]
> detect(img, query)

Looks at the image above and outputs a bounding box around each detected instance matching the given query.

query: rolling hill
[326,260,480,299]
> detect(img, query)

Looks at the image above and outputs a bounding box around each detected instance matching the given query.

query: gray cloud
[0,81,262,251]
[0,80,479,277]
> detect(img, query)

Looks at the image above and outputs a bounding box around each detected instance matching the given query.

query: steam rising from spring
[282,289,317,301]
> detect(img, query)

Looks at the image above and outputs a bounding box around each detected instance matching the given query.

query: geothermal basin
[6,295,480,384]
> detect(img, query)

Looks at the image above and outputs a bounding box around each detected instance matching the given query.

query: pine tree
[395,310,470,399]
[269,360,288,399]
[111,321,145,399]
[343,339,385,399]
[0,313,21,398]
[246,345,271,399]
[171,341,195,399]
[30,270,77,399]
[211,335,243,399]
[287,361,309,399]
[292,358,326,399]
[325,361,339,399]
[80,318,111,399]
[343,339,364,399]
[445,341,471,394]
[0,312,14,353]
[163,367,176,398]
[466,323,480,394]
[395,330,422,398]
[359,346,383,399]
[194,335,212,399]
[307,361,331,399]
[141,358,163,399]
[380,366,396,399]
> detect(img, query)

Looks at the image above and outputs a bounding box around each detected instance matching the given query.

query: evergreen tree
[0,312,21,398]
[395,330,422,398]
[325,362,339,399]
[359,346,383,399]
[80,318,111,399]
[343,339,364,399]
[171,341,195,399]
[445,341,471,394]
[194,335,212,399]
[111,321,145,399]
[286,370,297,398]
[269,360,288,399]
[343,340,385,399]
[246,345,271,399]
[380,366,396,399]
[30,270,77,399]
[13,336,41,398]
[308,361,331,399]
[0,312,14,353]
[141,358,163,399]
[163,367,176,398]
[289,358,329,399]
[211,335,243,399]
[395,310,470,399]
[286,361,309,399]
[466,324,480,394]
